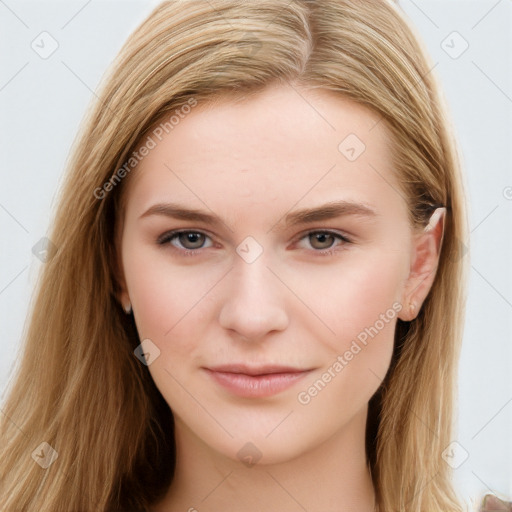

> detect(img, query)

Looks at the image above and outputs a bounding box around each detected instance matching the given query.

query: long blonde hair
[0,1,469,510]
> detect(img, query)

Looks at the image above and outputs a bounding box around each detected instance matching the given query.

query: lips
[203,364,312,398]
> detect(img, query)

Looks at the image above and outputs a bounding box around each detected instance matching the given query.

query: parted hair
[0,1,469,510]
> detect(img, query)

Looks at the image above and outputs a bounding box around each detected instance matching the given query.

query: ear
[112,213,131,313]
[117,275,131,314]
[398,208,446,321]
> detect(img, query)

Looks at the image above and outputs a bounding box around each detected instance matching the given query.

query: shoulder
[480,495,512,511]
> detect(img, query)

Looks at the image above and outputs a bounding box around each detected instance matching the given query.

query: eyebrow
[139,200,378,228]
[282,200,378,227]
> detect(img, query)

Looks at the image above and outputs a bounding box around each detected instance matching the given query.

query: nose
[218,253,289,341]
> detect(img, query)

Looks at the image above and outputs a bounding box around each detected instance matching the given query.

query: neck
[152,405,376,512]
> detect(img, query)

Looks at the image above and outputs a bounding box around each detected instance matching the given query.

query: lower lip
[204,369,310,398]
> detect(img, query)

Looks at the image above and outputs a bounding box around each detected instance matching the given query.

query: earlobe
[113,224,132,314]
[114,272,131,315]
[117,287,131,314]
[398,207,447,321]
[117,284,131,314]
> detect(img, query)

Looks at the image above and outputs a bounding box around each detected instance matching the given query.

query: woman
[0,0,470,510]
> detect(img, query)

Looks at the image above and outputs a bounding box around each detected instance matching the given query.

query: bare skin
[117,82,445,511]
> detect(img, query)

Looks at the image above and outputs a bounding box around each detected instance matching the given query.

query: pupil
[311,233,334,249]
[180,232,204,248]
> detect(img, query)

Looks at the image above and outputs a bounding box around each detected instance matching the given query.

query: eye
[157,230,213,251]
[296,230,352,254]
[156,229,352,256]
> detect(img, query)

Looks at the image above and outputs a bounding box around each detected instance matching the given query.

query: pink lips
[203,364,311,398]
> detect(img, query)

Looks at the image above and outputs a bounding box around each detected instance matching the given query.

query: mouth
[202,364,313,398]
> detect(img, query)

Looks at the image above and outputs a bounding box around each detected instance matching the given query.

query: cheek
[288,247,405,349]
[293,249,404,397]
[123,244,218,340]
[338,256,403,334]
[293,263,401,423]
[124,253,216,410]
[123,249,229,410]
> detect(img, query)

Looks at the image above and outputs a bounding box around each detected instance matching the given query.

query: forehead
[122,83,405,222]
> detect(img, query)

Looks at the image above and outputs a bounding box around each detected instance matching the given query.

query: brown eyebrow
[282,200,378,227]
[139,203,220,225]
[139,200,378,228]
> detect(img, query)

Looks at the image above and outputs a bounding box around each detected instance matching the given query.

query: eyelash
[156,229,353,257]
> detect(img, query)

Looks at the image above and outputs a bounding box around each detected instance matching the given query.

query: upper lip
[205,364,310,376]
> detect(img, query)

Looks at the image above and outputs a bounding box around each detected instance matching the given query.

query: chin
[216,435,309,467]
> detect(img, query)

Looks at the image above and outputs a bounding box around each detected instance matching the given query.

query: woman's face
[118,83,423,464]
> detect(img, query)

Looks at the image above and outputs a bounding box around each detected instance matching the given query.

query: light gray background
[1,0,511,507]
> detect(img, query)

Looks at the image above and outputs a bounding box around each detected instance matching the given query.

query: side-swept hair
[0,1,469,510]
